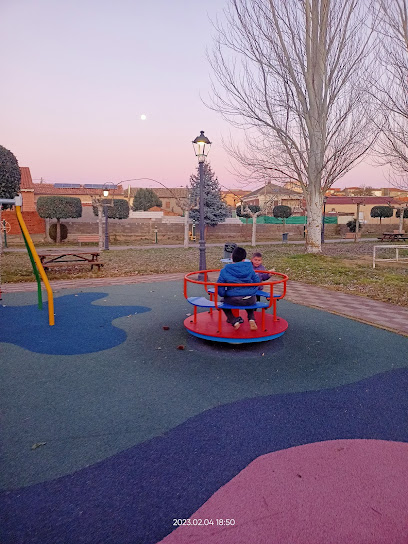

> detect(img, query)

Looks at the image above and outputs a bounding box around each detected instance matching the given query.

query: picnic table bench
[378,232,408,242]
[38,252,104,271]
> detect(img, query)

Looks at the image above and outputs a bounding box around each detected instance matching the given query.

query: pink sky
[1,0,393,192]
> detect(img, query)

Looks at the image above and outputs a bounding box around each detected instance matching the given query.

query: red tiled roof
[33,183,124,196]
[148,206,179,216]
[129,187,188,198]
[245,183,302,198]
[221,190,250,196]
[20,167,34,190]
[326,196,400,205]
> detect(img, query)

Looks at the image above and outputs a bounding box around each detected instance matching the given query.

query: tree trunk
[56,218,61,244]
[251,215,257,246]
[355,203,361,241]
[45,218,52,242]
[184,209,189,248]
[98,205,103,252]
[305,187,323,253]
[399,207,404,233]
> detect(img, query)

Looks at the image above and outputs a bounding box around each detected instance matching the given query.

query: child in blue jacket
[217,246,260,330]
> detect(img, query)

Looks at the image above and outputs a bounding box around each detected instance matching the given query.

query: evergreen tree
[188,163,228,226]
[0,145,20,255]
[132,188,162,211]
[0,145,20,208]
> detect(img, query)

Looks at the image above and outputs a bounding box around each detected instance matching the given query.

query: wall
[2,210,45,234]
[326,204,398,225]
[5,216,405,244]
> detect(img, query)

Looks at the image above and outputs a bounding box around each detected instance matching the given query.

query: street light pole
[102,183,116,251]
[321,197,327,244]
[192,131,212,279]
[104,203,109,250]
[198,160,206,273]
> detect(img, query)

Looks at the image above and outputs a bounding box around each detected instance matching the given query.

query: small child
[251,252,271,281]
[251,252,273,302]
[217,246,260,330]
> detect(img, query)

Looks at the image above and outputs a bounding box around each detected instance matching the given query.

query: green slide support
[20,228,43,310]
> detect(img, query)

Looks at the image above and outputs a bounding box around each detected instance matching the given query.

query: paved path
[2,273,408,336]
[3,238,379,252]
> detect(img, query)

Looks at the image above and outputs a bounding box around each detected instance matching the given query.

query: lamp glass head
[192,130,211,163]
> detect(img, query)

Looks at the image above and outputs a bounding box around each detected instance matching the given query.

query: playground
[1,272,408,543]
[0,200,407,542]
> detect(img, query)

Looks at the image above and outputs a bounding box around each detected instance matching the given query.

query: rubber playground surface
[1,280,408,543]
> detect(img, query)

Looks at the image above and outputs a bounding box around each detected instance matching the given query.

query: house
[283,180,303,193]
[381,187,408,198]
[326,187,345,196]
[325,196,402,224]
[33,182,124,206]
[221,190,251,209]
[242,182,304,213]
[20,167,36,211]
[3,167,45,235]
[128,187,189,216]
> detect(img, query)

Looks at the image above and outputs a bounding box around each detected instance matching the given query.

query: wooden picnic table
[38,252,103,271]
[378,232,408,242]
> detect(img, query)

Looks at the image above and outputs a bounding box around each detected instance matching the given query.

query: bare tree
[375,0,408,192]
[210,0,375,252]
[241,201,272,246]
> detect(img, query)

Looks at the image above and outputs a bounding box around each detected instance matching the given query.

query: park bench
[78,235,100,246]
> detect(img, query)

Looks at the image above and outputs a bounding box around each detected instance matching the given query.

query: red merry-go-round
[183,269,288,344]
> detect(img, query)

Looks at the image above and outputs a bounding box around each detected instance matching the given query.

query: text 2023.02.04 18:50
[173,519,235,526]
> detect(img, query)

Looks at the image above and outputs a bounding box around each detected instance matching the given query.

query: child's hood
[224,261,255,279]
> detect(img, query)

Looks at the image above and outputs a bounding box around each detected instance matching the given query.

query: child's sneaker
[233,321,241,330]
[249,320,258,331]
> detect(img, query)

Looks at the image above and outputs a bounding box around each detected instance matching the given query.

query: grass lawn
[1,242,407,307]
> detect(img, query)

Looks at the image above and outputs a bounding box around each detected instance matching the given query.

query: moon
[141,114,147,121]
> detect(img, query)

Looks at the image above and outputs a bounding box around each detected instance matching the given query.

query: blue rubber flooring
[1,281,407,543]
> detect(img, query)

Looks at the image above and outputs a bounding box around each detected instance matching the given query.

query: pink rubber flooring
[160,440,408,544]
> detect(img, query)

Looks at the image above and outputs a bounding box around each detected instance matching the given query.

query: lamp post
[321,196,327,244]
[102,183,116,250]
[192,131,212,278]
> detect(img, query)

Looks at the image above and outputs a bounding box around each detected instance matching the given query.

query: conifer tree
[132,188,162,211]
[0,145,20,255]
[188,163,228,226]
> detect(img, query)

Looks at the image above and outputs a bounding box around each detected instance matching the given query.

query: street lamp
[321,196,327,244]
[192,131,212,276]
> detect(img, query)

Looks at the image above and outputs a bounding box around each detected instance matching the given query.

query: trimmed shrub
[370,205,393,224]
[346,219,362,232]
